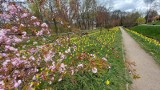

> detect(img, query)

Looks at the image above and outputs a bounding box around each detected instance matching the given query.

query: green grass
[148,21,160,25]
[126,28,160,64]
[35,28,131,89]
[130,25,160,41]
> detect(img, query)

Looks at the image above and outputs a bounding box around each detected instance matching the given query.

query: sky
[105,0,160,14]
[5,0,160,14]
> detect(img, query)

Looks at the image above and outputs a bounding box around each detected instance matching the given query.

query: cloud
[112,0,146,11]
[143,0,155,4]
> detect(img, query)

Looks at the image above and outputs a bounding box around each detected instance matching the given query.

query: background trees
[1,0,158,34]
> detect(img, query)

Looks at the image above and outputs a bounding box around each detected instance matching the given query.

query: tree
[145,10,158,23]
[137,17,146,24]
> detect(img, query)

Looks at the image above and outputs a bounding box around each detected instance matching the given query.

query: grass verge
[126,28,160,64]
[130,25,160,41]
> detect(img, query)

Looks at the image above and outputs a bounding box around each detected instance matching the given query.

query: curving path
[120,27,160,90]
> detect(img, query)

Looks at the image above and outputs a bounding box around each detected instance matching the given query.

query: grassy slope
[37,28,130,90]
[126,28,160,64]
[130,25,160,41]
[15,28,130,89]
[148,21,160,25]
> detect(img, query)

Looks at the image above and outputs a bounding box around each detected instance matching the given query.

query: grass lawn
[130,25,160,41]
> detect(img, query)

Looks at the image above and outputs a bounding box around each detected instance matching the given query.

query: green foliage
[29,3,41,18]
[130,25,160,41]
[137,17,146,24]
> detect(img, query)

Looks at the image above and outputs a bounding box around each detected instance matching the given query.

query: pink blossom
[29,56,35,61]
[8,5,17,15]
[31,16,37,20]
[21,13,28,18]
[14,36,22,43]
[41,23,48,28]
[33,21,40,26]
[59,63,67,73]
[44,51,55,62]
[14,80,22,88]
[11,26,18,32]
[49,61,56,70]
[20,24,25,27]
[0,13,11,19]
[36,30,43,36]
[5,46,18,52]
[2,60,10,67]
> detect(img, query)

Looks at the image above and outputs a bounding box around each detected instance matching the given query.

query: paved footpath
[120,27,160,90]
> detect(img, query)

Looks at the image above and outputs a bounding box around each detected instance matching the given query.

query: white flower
[77,64,83,68]
[31,16,37,20]
[90,54,96,58]
[102,57,107,61]
[58,78,62,82]
[92,67,97,73]
[108,66,111,69]
[65,47,71,53]
[33,41,37,45]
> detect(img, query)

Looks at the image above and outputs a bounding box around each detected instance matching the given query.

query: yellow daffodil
[106,80,110,85]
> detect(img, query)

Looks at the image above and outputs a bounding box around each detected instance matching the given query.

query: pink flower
[44,51,55,62]
[49,61,56,70]
[14,80,22,88]
[2,60,10,67]
[5,46,18,52]
[20,24,25,27]
[8,5,17,15]
[11,26,18,32]
[41,23,48,28]
[36,30,43,36]
[31,16,37,20]
[29,56,35,61]
[92,67,97,73]
[14,36,22,43]
[21,13,28,18]
[33,22,40,26]
[59,63,67,73]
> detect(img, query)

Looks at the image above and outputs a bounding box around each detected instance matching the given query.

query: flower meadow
[126,28,160,64]
[0,3,129,90]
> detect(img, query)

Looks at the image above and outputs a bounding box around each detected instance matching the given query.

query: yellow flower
[32,88,35,90]
[106,80,110,85]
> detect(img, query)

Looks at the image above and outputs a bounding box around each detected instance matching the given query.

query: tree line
[0,0,160,34]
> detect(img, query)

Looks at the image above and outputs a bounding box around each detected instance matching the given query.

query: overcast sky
[8,0,160,14]
[105,0,160,14]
